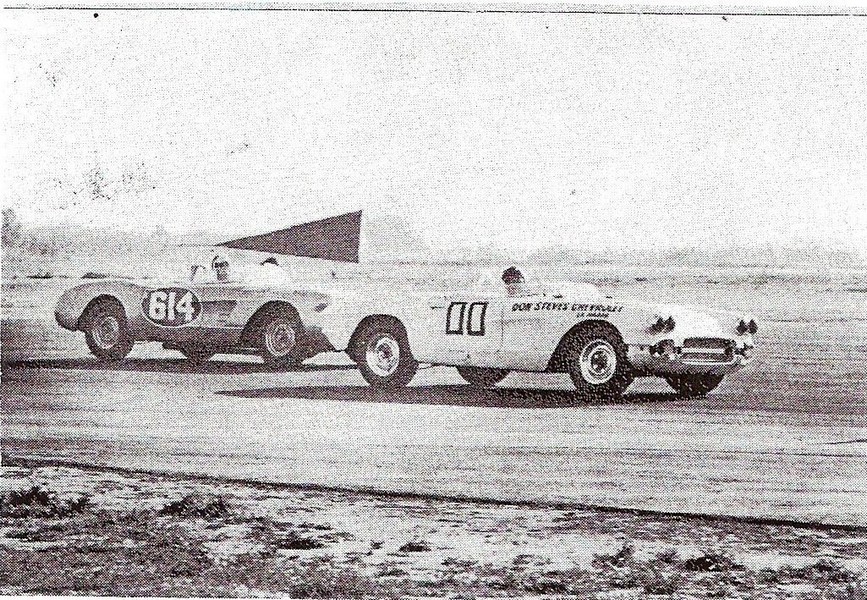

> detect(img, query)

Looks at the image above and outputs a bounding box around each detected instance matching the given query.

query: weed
[159,494,230,520]
[822,578,867,600]
[0,486,89,518]
[287,564,391,599]
[273,530,326,550]
[592,542,635,568]
[773,560,857,585]
[683,551,741,573]
[656,548,680,564]
[640,567,683,595]
[398,540,431,552]
[216,554,393,598]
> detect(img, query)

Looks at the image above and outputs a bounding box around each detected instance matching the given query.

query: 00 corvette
[320,278,758,399]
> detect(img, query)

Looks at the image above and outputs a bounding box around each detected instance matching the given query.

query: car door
[425,294,503,365]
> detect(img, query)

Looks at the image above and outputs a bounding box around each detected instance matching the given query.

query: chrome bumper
[628,338,753,376]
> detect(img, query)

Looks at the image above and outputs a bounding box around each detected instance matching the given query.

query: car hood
[626,300,751,337]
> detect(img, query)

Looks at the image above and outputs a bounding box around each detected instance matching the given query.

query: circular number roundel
[142,288,202,327]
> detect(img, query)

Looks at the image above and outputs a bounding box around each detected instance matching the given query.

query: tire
[563,323,633,402]
[179,346,216,364]
[665,374,724,397]
[82,299,133,361]
[354,319,418,389]
[457,366,509,388]
[254,308,302,369]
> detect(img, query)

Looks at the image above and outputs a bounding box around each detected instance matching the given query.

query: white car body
[318,278,756,393]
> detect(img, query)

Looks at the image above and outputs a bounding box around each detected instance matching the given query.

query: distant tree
[2,208,23,247]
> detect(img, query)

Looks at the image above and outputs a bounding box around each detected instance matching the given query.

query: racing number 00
[446,301,487,336]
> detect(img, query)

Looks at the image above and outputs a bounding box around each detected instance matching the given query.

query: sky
[2,8,866,256]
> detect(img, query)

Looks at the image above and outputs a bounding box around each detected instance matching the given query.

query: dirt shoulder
[1,460,865,598]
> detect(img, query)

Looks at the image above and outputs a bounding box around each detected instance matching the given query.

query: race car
[319,276,758,399]
[54,277,334,366]
[54,211,364,366]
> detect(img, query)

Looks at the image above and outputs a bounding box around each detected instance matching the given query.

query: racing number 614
[143,288,201,326]
[148,290,196,322]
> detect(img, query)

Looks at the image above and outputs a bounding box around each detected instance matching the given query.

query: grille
[681,338,735,363]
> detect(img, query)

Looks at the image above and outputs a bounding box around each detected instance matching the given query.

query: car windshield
[467,270,604,299]
[468,269,544,297]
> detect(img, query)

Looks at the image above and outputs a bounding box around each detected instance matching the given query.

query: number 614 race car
[54,278,333,366]
[53,212,364,366]
[320,275,758,399]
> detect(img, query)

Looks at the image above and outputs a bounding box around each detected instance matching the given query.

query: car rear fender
[239,300,302,346]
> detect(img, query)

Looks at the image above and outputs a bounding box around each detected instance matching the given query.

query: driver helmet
[501,266,524,284]
[212,254,230,281]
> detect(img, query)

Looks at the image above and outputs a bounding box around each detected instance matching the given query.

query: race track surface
[3,325,866,527]
[3,273,866,527]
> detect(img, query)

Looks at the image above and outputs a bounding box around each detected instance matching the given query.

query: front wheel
[665,374,724,397]
[354,320,418,389]
[457,366,509,388]
[82,299,134,361]
[564,324,633,402]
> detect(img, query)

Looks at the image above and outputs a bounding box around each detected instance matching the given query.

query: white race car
[320,277,757,399]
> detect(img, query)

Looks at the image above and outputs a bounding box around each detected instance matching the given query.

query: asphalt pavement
[3,332,866,526]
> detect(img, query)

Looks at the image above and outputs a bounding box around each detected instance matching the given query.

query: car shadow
[215,384,681,409]
[2,358,357,375]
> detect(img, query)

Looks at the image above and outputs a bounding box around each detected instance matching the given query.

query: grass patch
[592,542,636,568]
[682,551,741,573]
[471,564,599,596]
[592,543,685,595]
[204,553,400,598]
[159,493,230,520]
[0,486,89,519]
[398,540,431,553]
[760,560,858,586]
[272,530,326,550]
[0,524,214,594]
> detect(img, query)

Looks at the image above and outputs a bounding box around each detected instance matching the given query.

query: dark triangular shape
[218,211,362,263]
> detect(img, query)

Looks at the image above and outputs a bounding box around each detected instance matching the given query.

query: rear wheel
[563,323,633,402]
[457,366,509,388]
[354,319,418,389]
[83,299,133,361]
[665,374,724,397]
[255,308,302,369]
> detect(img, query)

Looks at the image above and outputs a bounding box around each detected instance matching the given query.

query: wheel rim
[265,321,296,356]
[579,339,617,385]
[92,315,120,349]
[366,334,400,377]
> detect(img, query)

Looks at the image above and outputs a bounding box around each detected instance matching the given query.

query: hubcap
[265,321,296,356]
[579,339,617,385]
[366,335,400,377]
[92,316,120,349]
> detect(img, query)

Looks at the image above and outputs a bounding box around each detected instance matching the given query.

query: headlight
[650,339,676,357]
[747,319,758,334]
[650,316,676,334]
